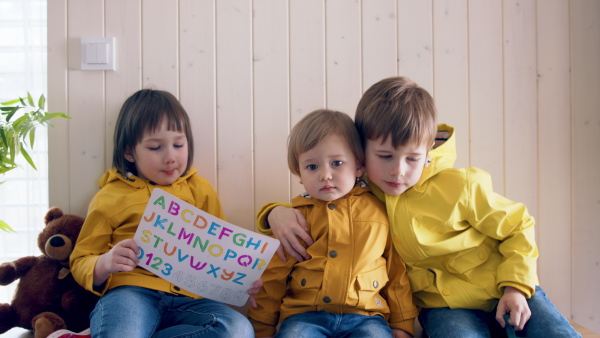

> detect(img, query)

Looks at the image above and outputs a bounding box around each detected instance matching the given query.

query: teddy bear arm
[0,256,38,285]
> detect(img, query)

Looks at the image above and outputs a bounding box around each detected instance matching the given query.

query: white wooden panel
[215,1,254,229]
[253,0,291,222]
[502,0,538,219]
[398,0,433,94]
[432,0,469,168]
[467,0,504,192]
[179,0,218,187]
[362,0,398,90]
[570,0,600,332]
[105,0,142,171]
[536,0,572,317]
[289,0,326,198]
[325,0,362,117]
[141,0,178,95]
[47,0,70,212]
[66,0,106,217]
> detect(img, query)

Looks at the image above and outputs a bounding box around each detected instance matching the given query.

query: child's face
[365,137,429,196]
[297,134,363,201]
[126,118,189,186]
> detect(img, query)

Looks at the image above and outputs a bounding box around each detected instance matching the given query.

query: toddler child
[247,109,418,338]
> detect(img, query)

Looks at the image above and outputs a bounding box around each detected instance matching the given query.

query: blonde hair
[288,109,364,176]
[355,76,437,149]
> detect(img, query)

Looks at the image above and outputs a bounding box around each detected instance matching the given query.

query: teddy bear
[0,207,98,338]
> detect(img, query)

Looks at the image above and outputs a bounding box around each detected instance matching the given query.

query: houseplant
[0,93,70,231]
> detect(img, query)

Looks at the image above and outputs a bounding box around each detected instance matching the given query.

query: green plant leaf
[20,147,36,170]
[40,112,70,122]
[12,114,28,130]
[4,106,20,122]
[29,128,36,148]
[0,129,7,147]
[0,220,15,232]
[0,98,21,105]
[38,94,46,110]
[27,92,35,106]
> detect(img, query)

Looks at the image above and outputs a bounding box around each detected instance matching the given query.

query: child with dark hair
[70,89,255,338]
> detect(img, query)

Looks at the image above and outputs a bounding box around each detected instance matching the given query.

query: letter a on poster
[133,188,279,306]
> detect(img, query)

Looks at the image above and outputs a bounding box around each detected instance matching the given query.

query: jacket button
[329,250,337,258]
[478,252,486,260]
[442,289,451,296]
[301,279,307,286]
[173,286,181,291]
[373,281,379,288]
[323,296,331,303]
[328,203,335,210]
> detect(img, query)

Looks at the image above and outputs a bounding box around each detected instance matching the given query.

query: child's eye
[148,146,160,151]
[407,157,420,162]
[306,164,318,171]
[332,160,343,167]
[174,144,184,148]
[378,154,392,159]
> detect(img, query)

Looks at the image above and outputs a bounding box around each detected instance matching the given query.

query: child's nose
[164,148,176,163]
[320,168,333,181]
[390,160,405,177]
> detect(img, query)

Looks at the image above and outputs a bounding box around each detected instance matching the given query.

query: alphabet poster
[133,188,279,306]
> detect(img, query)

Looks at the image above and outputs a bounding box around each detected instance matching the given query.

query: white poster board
[133,188,279,306]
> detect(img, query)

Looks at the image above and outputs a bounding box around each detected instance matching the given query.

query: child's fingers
[513,307,531,331]
[248,295,258,309]
[116,239,141,263]
[495,303,509,328]
[276,244,287,263]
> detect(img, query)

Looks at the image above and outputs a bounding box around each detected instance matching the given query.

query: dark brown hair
[355,76,437,149]
[112,89,194,177]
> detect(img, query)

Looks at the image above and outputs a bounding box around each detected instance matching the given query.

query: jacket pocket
[355,264,390,312]
[288,269,323,305]
[446,238,495,275]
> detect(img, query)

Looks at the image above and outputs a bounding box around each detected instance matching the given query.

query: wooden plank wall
[46,0,599,331]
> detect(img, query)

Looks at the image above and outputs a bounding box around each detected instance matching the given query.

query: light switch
[81,37,115,70]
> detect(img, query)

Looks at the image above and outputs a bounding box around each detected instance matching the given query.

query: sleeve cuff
[390,317,415,336]
[256,202,293,234]
[498,282,535,298]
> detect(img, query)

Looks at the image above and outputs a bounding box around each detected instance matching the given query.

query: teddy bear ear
[44,207,64,225]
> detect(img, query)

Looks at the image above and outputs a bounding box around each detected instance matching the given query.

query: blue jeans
[418,286,581,338]
[90,286,253,338]
[275,311,392,338]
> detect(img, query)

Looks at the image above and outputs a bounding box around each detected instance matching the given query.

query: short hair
[355,76,437,149]
[288,109,364,176]
[112,89,194,177]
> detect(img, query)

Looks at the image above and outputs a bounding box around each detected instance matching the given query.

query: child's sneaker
[46,328,91,338]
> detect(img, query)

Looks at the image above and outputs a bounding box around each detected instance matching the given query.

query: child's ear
[356,161,365,177]
[124,149,135,163]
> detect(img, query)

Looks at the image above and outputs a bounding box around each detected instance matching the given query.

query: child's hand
[495,286,531,331]
[94,239,140,286]
[392,328,412,338]
[247,279,263,308]
[268,206,312,262]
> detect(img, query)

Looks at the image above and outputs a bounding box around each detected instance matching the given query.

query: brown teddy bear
[0,207,98,338]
